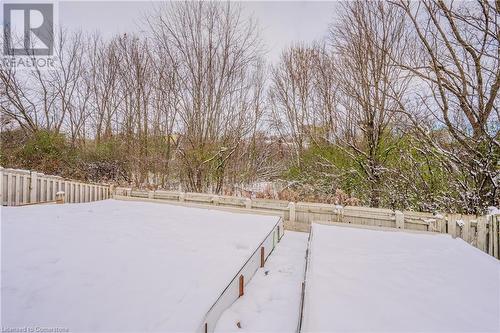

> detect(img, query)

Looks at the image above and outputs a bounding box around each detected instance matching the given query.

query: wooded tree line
[1,1,498,214]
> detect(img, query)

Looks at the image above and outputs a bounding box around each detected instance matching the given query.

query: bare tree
[329,1,410,207]
[148,42,180,187]
[0,29,87,136]
[393,0,499,213]
[86,34,122,144]
[269,44,319,167]
[115,34,153,185]
[147,1,264,192]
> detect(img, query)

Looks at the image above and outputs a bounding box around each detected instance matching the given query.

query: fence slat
[46,179,51,202]
[6,173,13,206]
[15,174,21,205]
[494,216,499,259]
[22,175,29,204]
[447,214,457,238]
[462,217,471,243]
[476,216,487,252]
[0,168,3,206]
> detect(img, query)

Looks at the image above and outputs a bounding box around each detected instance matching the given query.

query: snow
[303,223,500,333]
[215,231,308,333]
[1,199,279,332]
[422,218,436,224]
[488,206,500,215]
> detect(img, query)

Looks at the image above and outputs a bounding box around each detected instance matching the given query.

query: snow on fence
[0,167,111,206]
[114,187,500,259]
[197,217,284,333]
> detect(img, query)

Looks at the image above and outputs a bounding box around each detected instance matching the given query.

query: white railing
[0,167,111,206]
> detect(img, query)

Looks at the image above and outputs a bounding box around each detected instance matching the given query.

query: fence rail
[114,187,500,259]
[1,167,111,206]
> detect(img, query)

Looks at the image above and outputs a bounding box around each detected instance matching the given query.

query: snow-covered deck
[302,223,500,332]
[1,199,279,332]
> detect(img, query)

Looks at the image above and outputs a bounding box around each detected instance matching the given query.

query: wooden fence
[1,167,111,206]
[114,187,500,259]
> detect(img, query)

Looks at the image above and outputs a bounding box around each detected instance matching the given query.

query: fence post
[179,192,185,202]
[212,195,219,206]
[148,190,154,199]
[260,247,265,268]
[436,214,446,233]
[333,205,344,222]
[395,210,404,229]
[245,198,252,209]
[238,275,244,297]
[288,202,296,222]
[56,191,65,204]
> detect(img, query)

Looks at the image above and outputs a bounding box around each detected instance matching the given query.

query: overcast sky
[59,1,339,63]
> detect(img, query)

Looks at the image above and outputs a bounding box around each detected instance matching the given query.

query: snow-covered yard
[1,199,279,332]
[302,223,500,332]
[215,231,308,333]
[3,200,499,333]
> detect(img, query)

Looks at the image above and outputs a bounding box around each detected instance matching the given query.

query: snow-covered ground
[215,231,308,333]
[1,199,279,332]
[303,223,500,332]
